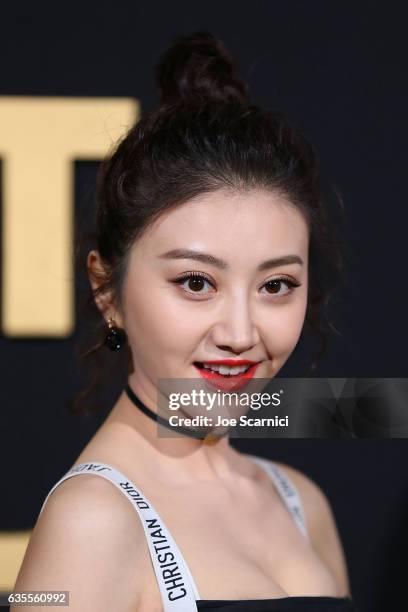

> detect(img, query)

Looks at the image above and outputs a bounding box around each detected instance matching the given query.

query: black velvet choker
[124,383,225,443]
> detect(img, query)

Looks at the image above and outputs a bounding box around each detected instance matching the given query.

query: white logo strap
[249,455,309,539]
[39,462,200,611]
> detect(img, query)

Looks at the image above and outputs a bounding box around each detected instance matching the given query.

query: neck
[106,373,238,483]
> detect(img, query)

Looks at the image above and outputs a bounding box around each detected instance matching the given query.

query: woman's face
[118,188,309,390]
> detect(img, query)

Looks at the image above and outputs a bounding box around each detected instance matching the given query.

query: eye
[172,273,301,297]
[172,272,215,295]
[260,277,301,297]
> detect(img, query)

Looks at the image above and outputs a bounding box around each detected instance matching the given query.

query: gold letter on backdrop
[0,96,139,336]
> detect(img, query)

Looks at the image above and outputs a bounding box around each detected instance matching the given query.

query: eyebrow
[158,249,303,271]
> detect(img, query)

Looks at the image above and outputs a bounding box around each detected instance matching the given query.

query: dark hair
[69,32,343,415]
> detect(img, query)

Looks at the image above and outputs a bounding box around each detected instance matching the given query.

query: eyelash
[172,271,301,298]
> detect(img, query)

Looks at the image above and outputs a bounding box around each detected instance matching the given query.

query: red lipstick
[199,359,257,366]
[193,360,261,391]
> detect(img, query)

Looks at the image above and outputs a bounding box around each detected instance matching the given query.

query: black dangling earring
[104,317,127,351]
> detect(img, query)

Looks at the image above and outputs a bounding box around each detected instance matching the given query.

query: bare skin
[76,392,351,605]
[12,189,351,611]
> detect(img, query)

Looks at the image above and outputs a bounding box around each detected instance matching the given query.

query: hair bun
[155,31,249,106]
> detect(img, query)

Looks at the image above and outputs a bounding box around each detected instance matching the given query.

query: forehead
[134,188,309,262]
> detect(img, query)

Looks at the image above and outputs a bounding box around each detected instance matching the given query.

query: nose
[210,296,260,355]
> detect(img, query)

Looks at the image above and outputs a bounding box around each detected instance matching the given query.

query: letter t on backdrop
[0,97,139,336]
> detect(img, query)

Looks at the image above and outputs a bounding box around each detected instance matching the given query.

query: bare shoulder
[12,473,148,611]
[273,460,351,597]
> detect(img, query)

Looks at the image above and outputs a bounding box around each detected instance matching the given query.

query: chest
[134,475,339,607]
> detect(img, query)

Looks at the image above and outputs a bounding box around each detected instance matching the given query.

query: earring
[104,317,127,351]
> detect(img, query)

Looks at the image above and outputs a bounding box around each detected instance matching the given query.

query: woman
[12,33,358,611]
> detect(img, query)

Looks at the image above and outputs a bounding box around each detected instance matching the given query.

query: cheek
[123,286,201,365]
[261,297,307,358]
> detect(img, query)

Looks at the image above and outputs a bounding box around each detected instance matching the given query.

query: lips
[193,360,261,391]
[199,359,257,367]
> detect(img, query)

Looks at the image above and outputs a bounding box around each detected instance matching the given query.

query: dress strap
[248,455,309,539]
[39,462,200,611]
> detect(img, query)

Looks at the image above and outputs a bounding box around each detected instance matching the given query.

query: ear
[87,250,124,327]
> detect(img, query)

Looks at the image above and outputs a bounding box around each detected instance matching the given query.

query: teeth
[219,365,237,375]
[202,364,251,375]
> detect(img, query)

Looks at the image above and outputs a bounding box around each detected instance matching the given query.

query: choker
[124,384,225,444]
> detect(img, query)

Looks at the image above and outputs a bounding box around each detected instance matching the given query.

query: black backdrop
[1,2,408,611]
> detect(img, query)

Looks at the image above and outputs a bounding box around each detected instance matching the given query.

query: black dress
[39,456,359,612]
[196,595,357,610]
